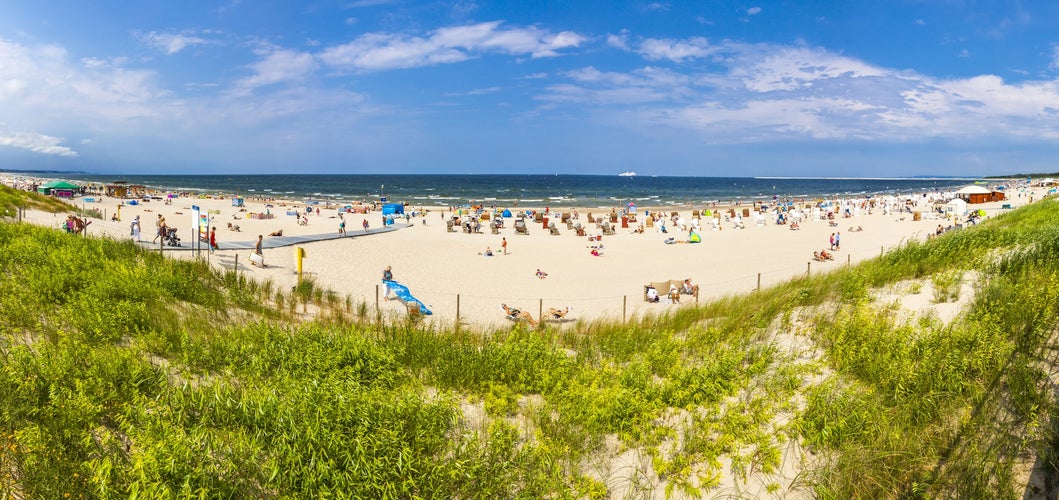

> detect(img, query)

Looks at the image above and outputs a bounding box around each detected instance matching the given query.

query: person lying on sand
[227,222,241,232]
[268,229,284,237]
[536,268,548,279]
[849,225,863,232]
[501,304,538,327]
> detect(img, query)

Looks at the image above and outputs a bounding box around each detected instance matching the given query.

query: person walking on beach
[338,218,346,236]
[209,226,218,253]
[253,234,266,267]
[382,266,394,300]
[829,232,836,251]
[834,231,840,250]
[501,237,508,255]
[130,215,141,242]
[152,214,164,243]
[363,219,369,232]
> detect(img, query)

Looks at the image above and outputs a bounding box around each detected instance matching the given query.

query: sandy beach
[9,179,1041,330]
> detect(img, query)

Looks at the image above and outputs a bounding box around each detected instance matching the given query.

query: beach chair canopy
[501,209,512,217]
[382,203,405,215]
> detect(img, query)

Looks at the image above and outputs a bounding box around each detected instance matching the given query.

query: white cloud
[546,36,1059,145]
[0,130,77,157]
[318,21,584,71]
[636,36,716,62]
[729,44,887,92]
[1050,43,1059,70]
[235,49,318,92]
[137,31,210,55]
[747,7,762,15]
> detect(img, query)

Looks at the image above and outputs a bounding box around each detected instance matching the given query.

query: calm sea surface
[7,173,982,208]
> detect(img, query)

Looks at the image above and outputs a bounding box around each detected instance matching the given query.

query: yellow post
[295,247,306,282]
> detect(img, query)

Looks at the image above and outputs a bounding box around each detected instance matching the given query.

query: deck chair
[490,221,500,234]
[645,217,654,227]
[446,220,457,232]
[574,222,585,236]
[549,222,560,235]
[533,212,543,223]
[601,222,615,236]
[515,219,529,235]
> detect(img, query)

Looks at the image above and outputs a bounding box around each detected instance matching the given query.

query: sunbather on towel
[501,304,538,327]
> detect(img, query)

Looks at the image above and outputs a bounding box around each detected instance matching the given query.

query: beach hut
[945,198,968,216]
[956,185,1004,204]
[37,180,80,198]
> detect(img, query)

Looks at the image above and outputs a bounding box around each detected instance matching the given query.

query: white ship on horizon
[618,171,637,177]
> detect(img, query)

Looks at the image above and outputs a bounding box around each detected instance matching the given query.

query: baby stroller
[163,227,181,246]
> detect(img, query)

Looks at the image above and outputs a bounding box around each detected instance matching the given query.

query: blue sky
[2,1,1059,177]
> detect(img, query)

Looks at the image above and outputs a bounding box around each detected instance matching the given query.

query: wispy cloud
[318,21,584,71]
[136,31,211,55]
[610,33,717,62]
[235,49,318,93]
[0,129,78,157]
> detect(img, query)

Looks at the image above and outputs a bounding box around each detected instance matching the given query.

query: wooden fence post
[539,298,543,322]
[623,295,627,323]
[375,284,380,312]
[757,272,761,291]
[456,294,461,324]
[806,261,811,276]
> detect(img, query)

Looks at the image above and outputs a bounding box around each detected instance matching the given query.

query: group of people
[645,279,698,303]
[65,214,91,235]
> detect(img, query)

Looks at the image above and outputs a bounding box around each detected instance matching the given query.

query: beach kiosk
[37,181,80,198]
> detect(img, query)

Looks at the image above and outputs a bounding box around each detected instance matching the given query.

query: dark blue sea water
[7,173,982,208]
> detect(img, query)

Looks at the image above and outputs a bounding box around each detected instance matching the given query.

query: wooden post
[234,254,239,272]
[806,261,811,276]
[539,298,543,322]
[757,272,761,291]
[375,284,380,312]
[456,294,461,325]
[880,245,884,257]
[623,295,627,322]
[847,254,851,266]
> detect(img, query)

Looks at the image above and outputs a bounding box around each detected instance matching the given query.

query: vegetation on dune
[2,184,1059,498]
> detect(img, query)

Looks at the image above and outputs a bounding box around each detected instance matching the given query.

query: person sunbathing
[668,284,681,303]
[227,222,241,232]
[813,251,824,262]
[820,249,834,260]
[501,303,538,327]
[268,229,284,237]
[645,285,660,302]
[543,307,571,321]
[535,268,548,279]
[682,279,699,296]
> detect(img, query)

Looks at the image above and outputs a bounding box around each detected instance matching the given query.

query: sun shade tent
[381,203,405,215]
[945,198,968,216]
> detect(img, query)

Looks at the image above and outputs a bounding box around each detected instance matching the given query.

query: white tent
[945,198,968,215]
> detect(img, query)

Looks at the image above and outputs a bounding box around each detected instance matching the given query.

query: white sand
[14,184,1041,330]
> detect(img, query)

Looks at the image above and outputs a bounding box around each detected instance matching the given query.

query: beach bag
[249,253,264,266]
